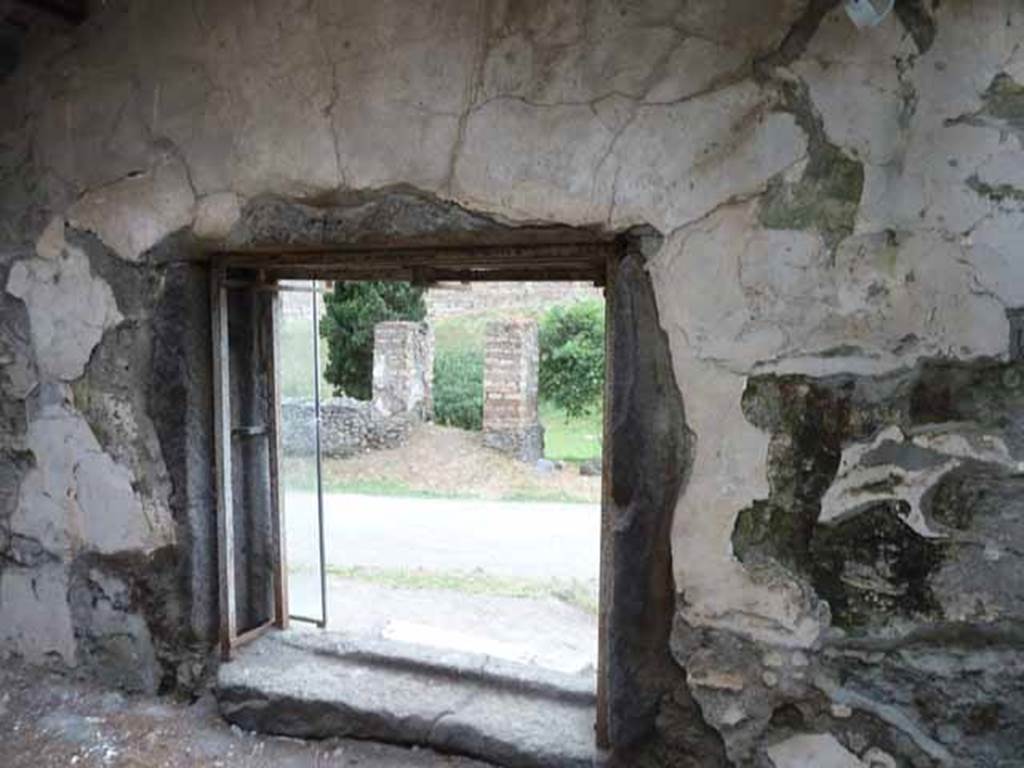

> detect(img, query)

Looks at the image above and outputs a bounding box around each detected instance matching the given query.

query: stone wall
[482,320,543,463]
[1,1,1023,765]
[283,321,430,458]
[426,281,601,318]
[281,397,414,459]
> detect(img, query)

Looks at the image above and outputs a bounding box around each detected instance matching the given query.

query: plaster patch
[666,361,822,647]
[193,192,242,241]
[6,226,122,381]
[0,563,76,665]
[10,400,174,557]
[657,212,1008,379]
[820,424,1018,538]
[767,733,865,768]
[608,85,807,231]
[67,157,195,262]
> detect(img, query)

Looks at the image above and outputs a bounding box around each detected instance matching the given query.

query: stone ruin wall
[0,1,1023,765]
[482,320,544,463]
[426,280,602,319]
[280,397,415,459]
[282,321,431,458]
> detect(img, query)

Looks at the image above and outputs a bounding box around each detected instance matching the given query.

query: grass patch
[500,488,596,504]
[325,564,598,615]
[282,457,458,498]
[539,400,602,462]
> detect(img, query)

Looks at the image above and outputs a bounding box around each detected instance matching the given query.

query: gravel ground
[0,660,493,768]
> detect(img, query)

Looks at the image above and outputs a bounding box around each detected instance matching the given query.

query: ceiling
[1,0,88,80]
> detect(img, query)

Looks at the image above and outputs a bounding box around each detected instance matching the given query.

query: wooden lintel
[250,268,607,285]
[217,243,616,271]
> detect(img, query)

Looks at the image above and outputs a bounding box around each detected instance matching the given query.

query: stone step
[216,629,599,768]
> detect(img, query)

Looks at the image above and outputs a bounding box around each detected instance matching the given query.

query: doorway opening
[207,192,682,767]
[279,277,604,678]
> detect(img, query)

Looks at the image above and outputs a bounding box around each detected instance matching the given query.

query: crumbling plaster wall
[1,0,1022,764]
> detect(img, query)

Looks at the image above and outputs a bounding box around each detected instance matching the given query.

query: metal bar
[210,262,237,660]
[289,613,326,625]
[267,288,289,629]
[312,281,328,629]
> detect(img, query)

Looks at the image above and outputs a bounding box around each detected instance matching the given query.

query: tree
[538,299,605,418]
[320,281,426,400]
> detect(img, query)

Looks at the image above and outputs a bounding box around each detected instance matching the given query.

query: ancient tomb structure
[1,1,1023,767]
[482,319,544,462]
[372,320,434,420]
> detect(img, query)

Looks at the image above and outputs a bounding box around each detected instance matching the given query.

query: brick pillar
[483,320,544,462]
[372,321,433,418]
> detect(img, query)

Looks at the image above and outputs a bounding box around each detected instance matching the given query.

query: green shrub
[433,346,484,431]
[321,281,426,400]
[539,299,605,419]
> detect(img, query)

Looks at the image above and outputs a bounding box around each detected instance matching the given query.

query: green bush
[539,299,605,419]
[433,346,484,431]
[321,282,426,400]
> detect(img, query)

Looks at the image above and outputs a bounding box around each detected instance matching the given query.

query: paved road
[284,492,600,582]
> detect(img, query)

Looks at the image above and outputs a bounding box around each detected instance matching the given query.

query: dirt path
[291,423,601,503]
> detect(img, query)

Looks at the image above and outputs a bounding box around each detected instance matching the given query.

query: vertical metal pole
[211,262,237,659]
[312,280,328,628]
[267,288,289,629]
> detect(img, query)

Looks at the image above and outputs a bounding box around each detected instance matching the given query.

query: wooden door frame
[210,262,289,661]
[210,242,627,746]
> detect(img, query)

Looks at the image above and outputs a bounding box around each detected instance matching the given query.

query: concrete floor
[0,660,493,768]
[290,577,598,674]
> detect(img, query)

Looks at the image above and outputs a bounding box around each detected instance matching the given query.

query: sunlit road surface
[284,491,599,581]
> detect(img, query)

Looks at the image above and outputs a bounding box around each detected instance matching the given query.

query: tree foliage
[538,299,605,419]
[433,346,484,431]
[321,281,426,400]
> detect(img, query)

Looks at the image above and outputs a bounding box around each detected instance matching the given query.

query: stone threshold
[216,628,600,768]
